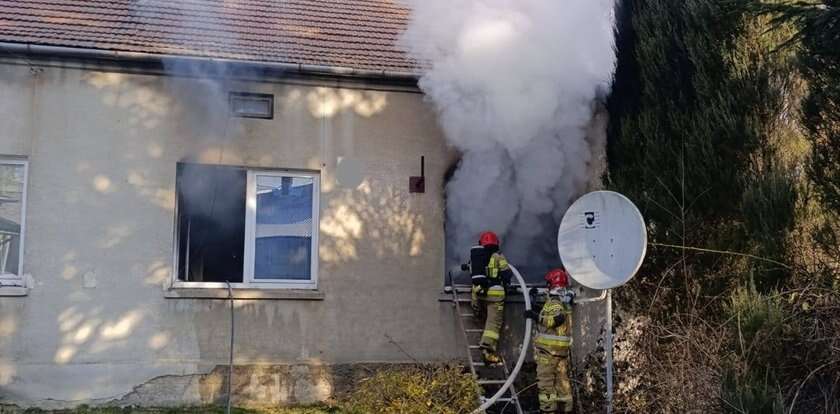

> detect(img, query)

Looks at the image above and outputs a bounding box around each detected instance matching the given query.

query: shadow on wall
[0,66,437,403]
[320,180,426,268]
[77,70,393,212]
[71,71,178,212]
[305,87,388,119]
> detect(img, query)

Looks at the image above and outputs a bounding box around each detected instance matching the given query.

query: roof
[0,0,418,76]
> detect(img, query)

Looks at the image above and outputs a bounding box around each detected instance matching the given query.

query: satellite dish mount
[557,191,647,414]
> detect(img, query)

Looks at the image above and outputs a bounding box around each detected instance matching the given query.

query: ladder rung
[468,345,482,349]
[460,313,475,317]
[465,329,483,333]
[477,379,506,385]
[494,397,515,402]
[473,363,503,368]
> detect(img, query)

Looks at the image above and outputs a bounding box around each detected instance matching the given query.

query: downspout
[0,42,420,81]
[225,281,235,414]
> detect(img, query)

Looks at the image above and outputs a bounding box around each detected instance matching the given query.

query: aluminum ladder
[449,282,525,414]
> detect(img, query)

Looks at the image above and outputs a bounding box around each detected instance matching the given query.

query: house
[0,0,462,408]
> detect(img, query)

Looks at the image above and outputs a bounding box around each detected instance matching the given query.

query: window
[229,92,274,119]
[0,159,27,286]
[175,163,319,289]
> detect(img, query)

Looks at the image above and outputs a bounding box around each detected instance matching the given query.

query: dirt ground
[0,407,338,414]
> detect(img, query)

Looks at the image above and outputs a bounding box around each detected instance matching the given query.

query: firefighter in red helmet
[461,231,512,365]
[525,267,575,413]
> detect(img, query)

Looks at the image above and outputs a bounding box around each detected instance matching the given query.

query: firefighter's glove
[528,287,539,297]
[524,309,540,320]
[461,263,470,271]
[553,314,566,326]
[562,291,576,305]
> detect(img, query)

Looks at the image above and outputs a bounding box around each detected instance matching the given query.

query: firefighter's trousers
[471,285,505,352]
[535,346,573,413]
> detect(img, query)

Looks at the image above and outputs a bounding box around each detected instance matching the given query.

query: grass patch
[1,406,338,414]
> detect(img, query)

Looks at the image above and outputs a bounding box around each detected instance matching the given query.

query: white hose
[225,281,234,414]
[471,264,533,414]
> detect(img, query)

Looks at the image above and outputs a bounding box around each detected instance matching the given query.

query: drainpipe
[0,42,421,82]
[225,281,235,414]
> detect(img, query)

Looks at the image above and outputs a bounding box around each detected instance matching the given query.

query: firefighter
[525,267,575,413]
[461,231,512,365]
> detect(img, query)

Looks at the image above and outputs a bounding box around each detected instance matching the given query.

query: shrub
[339,365,478,414]
[721,370,785,414]
[725,279,783,347]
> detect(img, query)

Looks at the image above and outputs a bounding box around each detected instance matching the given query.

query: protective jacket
[535,296,573,352]
[466,245,512,359]
[468,244,512,289]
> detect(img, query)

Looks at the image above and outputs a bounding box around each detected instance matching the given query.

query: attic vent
[230,92,274,119]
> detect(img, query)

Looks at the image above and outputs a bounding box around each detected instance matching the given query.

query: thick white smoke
[400,0,617,273]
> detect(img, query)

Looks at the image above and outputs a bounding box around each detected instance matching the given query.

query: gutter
[0,42,421,82]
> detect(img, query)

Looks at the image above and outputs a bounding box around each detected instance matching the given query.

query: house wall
[0,60,461,408]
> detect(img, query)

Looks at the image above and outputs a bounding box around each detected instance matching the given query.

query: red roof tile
[0,0,418,75]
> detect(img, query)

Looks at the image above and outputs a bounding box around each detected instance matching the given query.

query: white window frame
[171,167,319,290]
[244,170,319,289]
[0,158,27,286]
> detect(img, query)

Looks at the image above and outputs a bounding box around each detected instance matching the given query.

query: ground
[0,407,338,414]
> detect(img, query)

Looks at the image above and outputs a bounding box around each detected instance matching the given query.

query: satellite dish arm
[471,264,532,414]
[574,288,607,303]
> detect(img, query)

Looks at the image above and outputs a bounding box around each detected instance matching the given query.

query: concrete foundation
[0,362,441,410]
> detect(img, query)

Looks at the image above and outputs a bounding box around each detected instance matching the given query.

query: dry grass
[339,365,478,414]
[0,407,336,414]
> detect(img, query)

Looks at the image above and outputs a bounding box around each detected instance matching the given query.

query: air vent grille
[230,92,274,119]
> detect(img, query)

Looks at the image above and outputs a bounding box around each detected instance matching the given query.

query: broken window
[0,159,27,285]
[175,163,318,289]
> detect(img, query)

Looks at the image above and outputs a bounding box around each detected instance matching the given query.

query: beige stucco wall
[0,60,460,407]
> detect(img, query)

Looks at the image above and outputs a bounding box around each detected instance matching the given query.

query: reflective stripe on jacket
[473,284,506,302]
[535,333,572,348]
[484,285,505,302]
[536,296,573,350]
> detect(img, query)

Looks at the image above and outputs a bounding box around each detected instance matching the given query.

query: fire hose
[471,264,532,414]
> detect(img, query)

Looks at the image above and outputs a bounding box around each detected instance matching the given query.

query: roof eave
[0,42,421,82]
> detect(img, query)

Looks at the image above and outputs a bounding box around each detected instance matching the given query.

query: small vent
[229,92,274,119]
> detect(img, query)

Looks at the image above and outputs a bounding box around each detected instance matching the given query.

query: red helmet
[478,231,500,247]
[545,268,570,289]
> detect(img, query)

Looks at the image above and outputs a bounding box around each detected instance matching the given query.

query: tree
[760,1,840,212]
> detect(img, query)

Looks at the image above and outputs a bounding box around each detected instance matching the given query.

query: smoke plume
[400,0,617,274]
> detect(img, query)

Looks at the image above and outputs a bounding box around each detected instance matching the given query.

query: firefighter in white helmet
[525,267,575,413]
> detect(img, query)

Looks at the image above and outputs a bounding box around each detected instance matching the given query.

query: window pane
[0,164,24,276]
[176,163,246,283]
[254,175,313,280]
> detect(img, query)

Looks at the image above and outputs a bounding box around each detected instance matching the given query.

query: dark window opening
[176,163,246,283]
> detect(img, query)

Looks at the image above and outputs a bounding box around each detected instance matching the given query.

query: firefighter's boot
[482,347,502,366]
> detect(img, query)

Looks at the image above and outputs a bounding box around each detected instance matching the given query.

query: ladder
[448,282,525,414]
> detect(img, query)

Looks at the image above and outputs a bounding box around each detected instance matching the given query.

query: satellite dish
[558,191,647,290]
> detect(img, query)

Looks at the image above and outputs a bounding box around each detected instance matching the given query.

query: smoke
[400,0,617,273]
